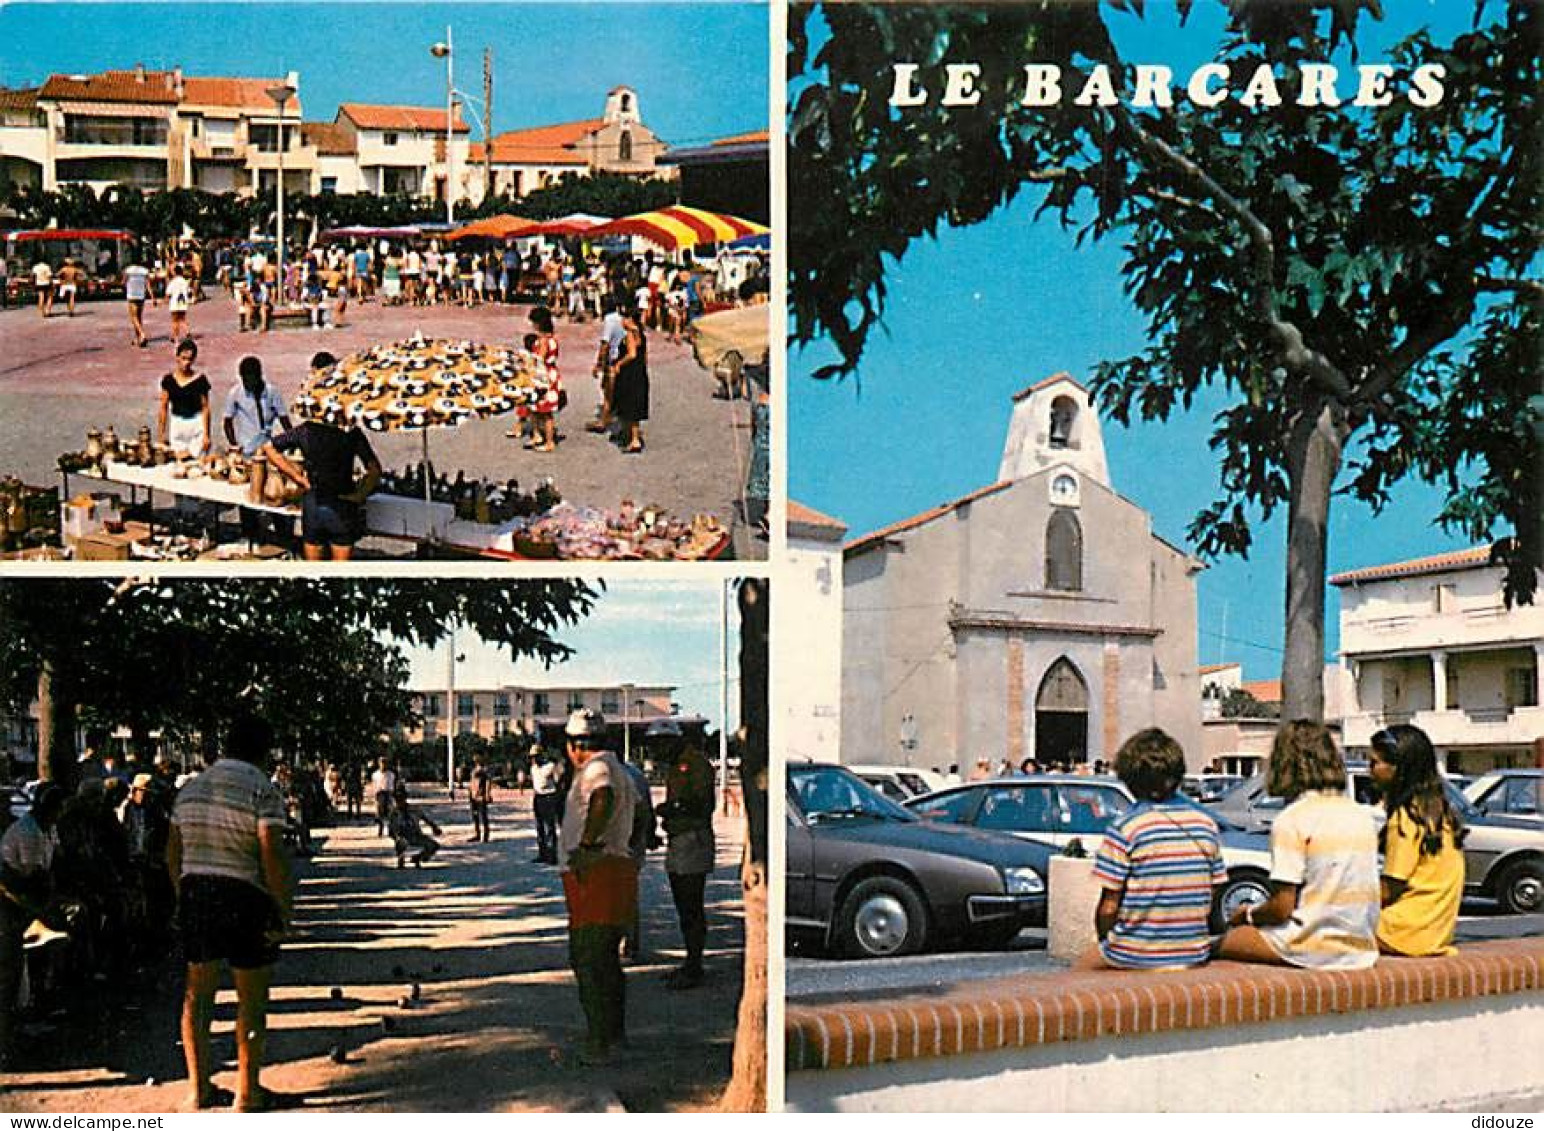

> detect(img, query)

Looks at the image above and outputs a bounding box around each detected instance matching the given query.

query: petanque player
[468,757,493,843]
[0,783,67,1072]
[560,710,637,1064]
[167,713,293,1112]
[369,756,396,836]
[530,746,563,864]
[659,728,716,988]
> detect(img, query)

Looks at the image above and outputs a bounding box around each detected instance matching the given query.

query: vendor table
[65,460,300,522]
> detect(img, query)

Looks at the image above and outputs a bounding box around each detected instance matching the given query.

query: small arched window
[619,130,633,162]
[620,93,632,112]
[1049,394,1078,449]
[1045,509,1083,591]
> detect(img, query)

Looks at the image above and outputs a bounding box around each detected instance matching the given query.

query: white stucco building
[1332,547,1544,772]
[841,373,1205,774]
[783,501,848,764]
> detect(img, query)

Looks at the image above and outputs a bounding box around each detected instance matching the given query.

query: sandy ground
[1,789,749,1112]
[0,292,765,559]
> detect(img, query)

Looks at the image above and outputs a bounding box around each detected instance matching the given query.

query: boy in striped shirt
[1084,729,1227,969]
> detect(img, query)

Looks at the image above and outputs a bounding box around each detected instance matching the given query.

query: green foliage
[789,1,1540,606]
[501,171,678,221]
[0,578,596,774]
[1219,687,1278,720]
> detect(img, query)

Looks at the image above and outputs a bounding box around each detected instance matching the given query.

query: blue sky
[791,1,1485,678]
[399,579,739,730]
[0,2,768,146]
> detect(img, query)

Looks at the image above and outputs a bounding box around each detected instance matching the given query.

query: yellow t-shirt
[1376,806,1463,957]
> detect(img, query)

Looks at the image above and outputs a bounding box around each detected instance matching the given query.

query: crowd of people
[0,709,726,1093]
[1084,720,1466,972]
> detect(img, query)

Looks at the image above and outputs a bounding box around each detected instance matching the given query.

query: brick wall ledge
[786,937,1544,1073]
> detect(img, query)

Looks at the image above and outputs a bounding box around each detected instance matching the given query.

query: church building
[841,373,1205,772]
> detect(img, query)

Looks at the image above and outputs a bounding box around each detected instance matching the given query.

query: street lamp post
[430,28,455,225]
[264,82,296,290]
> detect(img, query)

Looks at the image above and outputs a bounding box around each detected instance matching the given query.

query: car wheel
[1215,871,1271,931]
[1498,859,1544,915]
[836,876,928,959]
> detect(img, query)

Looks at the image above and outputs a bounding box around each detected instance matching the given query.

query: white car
[846,764,947,804]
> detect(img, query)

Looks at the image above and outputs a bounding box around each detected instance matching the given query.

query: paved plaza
[0,292,765,558]
[3,789,749,1113]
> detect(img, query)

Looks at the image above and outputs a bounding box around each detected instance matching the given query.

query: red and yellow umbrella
[590,206,768,252]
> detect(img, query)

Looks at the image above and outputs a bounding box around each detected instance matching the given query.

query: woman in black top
[158,337,211,456]
[612,308,649,454]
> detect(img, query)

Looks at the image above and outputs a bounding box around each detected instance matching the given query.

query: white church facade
[841,373,1205,773]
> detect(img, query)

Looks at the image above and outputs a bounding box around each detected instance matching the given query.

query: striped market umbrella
[589,206,768,252]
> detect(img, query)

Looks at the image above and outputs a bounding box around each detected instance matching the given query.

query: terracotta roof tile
[340,102,469,134]
[788,501,847,541]
[471,119,604,166]
[40,69,179,104]
[1241,679,1282,704]
[0,87,39,111]
[181,76,293,112]
[1011,371,1087,402]
[845,481,1014,556]
[302,121,355,155]
[713,129,768,146]
[1329,546,1493,586]
[1199,663,1239,675]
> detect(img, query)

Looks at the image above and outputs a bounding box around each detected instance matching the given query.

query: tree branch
[1109,108,1356,403]
[1477,275,1544,300]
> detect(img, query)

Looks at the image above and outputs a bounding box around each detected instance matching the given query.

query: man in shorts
[55,258,83,316]
[123,257,152,346]
[31,258,53,318]
[261,352,382,561]
[168,714,292,1112]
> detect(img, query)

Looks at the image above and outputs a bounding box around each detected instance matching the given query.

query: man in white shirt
[31,259,53,318]
[560,709,637,1064]
[369,757,397,836]
[530,747,563,864]
[0,783,66,1071]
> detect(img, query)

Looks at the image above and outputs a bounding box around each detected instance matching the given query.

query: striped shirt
[1259,791,1380,970]
[1093,799,1227,968]
[172,758,287,892]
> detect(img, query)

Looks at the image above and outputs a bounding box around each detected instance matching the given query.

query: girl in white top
[1217,721,1380,969]
[166,265,192,343]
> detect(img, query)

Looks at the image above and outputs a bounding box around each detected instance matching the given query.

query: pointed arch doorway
[1035,658,1089,765]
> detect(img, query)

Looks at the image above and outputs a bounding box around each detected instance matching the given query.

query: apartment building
[1333,547,1544,773]
[334,103,470,200]
[0,88,46,190]
[402,683,679,744]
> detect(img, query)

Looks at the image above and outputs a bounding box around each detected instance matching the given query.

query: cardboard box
[70,521,150,562]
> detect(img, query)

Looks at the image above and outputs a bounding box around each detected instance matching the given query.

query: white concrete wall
[788,996,1544,1112]
[782,537,845,764]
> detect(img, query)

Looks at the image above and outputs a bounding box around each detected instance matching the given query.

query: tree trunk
[719,579,769,1112]
[717,858,768,1112]
[35,659,78,787]
[1281,401,1348,722]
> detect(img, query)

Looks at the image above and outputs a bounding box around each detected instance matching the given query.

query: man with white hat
[560,708,636,1064]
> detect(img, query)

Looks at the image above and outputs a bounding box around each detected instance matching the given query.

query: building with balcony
[301,121,361,195]
[464,86,668,204]
[0,88,47,191]
[176,73,308,196]
[336,102,470,200]
[34,66,182,191]
[1332,547,1544,773]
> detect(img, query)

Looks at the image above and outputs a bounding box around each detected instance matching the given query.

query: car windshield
[791,766,915,823]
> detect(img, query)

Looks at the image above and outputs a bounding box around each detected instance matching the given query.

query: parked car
[1465,769,1542,826]
[787,762,1051,958]
[1212,766,1544,914]
[847,764,946,803]
[1181,773,1245,804]
[904,775,1274,926]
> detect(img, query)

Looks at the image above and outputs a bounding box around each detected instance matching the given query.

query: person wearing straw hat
[560,709,637,1064]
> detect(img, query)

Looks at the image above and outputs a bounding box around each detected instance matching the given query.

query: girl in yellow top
[1369,724,1466,957]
